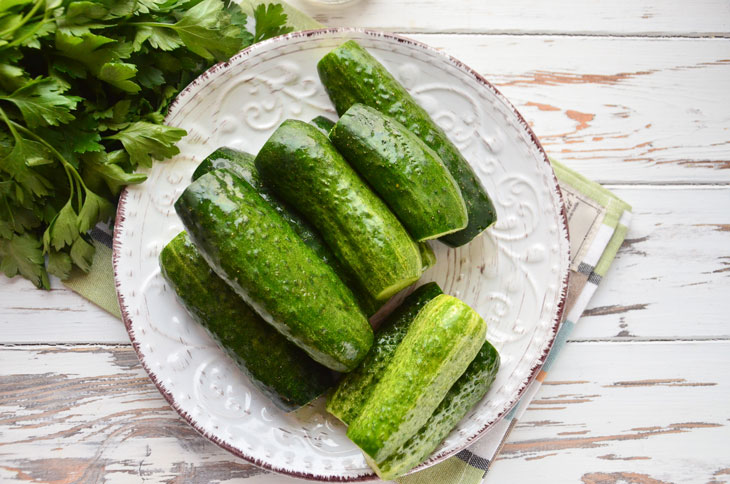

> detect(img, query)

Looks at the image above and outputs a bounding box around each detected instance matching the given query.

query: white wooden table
[2,2,730,483]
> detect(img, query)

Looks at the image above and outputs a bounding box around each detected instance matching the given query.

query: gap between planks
[3,339,730,350]
[376,31,730,39]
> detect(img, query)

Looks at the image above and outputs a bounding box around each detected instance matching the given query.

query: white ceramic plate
[113,29,569,481]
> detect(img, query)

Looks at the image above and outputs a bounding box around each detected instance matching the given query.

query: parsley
[253,3,293,43]
[0,1,293,288]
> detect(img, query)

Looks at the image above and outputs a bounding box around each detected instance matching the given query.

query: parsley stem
[129,21,178,29]
[0,106,20,142]
[5,17,55,50]
[0,106,80,213]
[7,116,89,208]
[0,0,44,38]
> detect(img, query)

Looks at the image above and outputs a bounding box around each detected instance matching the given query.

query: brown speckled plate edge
[113,28,569,482]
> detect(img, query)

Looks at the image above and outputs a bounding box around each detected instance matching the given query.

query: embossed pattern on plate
[113,29,570,481]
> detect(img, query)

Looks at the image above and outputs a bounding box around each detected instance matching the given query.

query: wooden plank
[486,341,730,483]
[0,275,126,344]
[1,185,728,343]
[575,185,730,340]
[3,184,729,344]
[0,345,265,483]
[0,342,727,483]
[406,34,730,183]
[287,0,730,37]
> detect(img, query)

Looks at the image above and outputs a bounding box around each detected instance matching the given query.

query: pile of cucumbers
[160,40,501,479]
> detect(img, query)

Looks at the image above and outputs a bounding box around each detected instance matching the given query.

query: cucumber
[326,282,443,424]
[255,119,422,301]
[174,169,373,372]
[419,242,436,272]
[330,103,467,241]
[372,341,500,479]
[192,147,383,317]
[192,147,255,182]
[310,115,336,135]
[346,294,486,463]
[317,40,497,247]
[159,231,337,412]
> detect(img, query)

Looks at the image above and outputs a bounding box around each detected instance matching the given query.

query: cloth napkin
[62,3,633,483]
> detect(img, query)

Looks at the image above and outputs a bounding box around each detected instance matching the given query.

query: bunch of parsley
[0,0,292,288]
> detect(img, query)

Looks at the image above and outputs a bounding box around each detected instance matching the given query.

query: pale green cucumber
[347,294,486,463]
[373,341,500,479]
[326,282,443,424]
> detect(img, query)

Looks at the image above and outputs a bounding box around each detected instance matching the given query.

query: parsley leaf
[98,62,141,93]
[47,248,72,279]
[108,121,186,168]
[46,200,79,251]
[1,77,80,127]
[0,0,294,288]
[0,232,49,289]
[69,235,94,272]
[77,188,113,233]
[254,3,293,43]
[0,135,54,198]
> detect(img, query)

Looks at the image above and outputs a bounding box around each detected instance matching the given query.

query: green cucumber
[193,147,383,317]
[192,147,255,182]
[346,294,486,464]
[159,231,337,412]
[255,119,422,301]
[174,169,373,372]
[330,103,467,241]
[317,40,497,247]
[419,242,436,272]
[326,282,443,424]
[310,115,336,135]
[373,341,500,479]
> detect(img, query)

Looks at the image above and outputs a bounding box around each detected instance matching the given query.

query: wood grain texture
[1,343,728,483]
[287,0,730,37]
[0,276,126,344]
[2,185,727,344]
[574,186,730,340]
[406,34,730,183]
[0,346,265,483]
[486,341,730,484]
[1,2,729,480]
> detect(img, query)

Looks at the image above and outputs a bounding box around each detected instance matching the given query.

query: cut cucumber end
[415,222,470,242]
[325,402,348,426]
[439,217,495,247]
[364,453,389,480]
[374,274,422,301]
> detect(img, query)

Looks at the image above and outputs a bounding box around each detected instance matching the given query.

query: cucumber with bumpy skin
[160,231,337,412]
[317,40,497,247]
[326,282,443,424]
[330,103,467,241]
[255,119,422,301]
[192,147,383,317]
[372,341,500,479]
[174,169,373,372]
[347,294,486,463]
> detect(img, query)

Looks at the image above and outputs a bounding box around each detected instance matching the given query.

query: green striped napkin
[63,4,632,483]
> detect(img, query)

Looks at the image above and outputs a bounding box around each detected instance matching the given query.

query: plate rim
[113,27,570,482]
